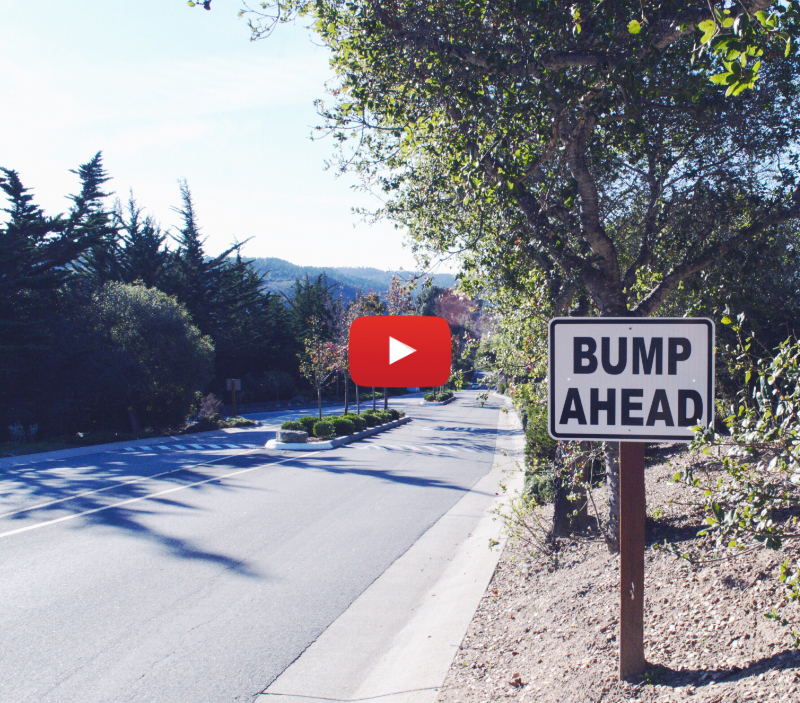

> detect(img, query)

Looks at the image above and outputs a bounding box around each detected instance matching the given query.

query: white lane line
[0,446,266,521]
[190,444,205,449]
[172,445,188,450]
[405,445,423,452]
[439,447,460,454]
[155,445,171,451]
[206,444,222,449]
[383,444,403,450]
[424,446,442,454]
[124,448,137,452]
[223,444,240,449]
[0,449,322,540]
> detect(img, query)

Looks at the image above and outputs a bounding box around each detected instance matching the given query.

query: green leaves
[698,19,717,44]
[627,20,642,35]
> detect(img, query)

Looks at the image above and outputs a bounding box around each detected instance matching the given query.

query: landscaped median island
[420,390,455,405]
[265,409,410,451]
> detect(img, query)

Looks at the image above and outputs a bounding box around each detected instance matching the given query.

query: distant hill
[247,257,457,301]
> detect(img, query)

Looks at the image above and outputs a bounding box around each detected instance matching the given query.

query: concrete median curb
[265,417,412,451]
[419,396,456,406]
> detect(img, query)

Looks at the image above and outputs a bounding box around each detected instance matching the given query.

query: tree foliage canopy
[229,0,800,318]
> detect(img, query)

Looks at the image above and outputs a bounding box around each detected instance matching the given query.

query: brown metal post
[232,388,236,418]
[619,440,646,680]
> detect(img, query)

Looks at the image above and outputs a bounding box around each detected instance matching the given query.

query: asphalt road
[0,392,503,703]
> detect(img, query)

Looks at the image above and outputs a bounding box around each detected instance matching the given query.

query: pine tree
[71,152,119,286]
[116,193,169,288]
[164,179,238,336]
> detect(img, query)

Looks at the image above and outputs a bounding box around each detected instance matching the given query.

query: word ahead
[349,315,451,388]
[549,318,714,441]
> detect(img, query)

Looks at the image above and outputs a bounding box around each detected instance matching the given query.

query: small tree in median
[298,316,340,420]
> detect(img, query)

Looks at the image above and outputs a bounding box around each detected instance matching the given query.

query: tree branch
[634,205,800,316]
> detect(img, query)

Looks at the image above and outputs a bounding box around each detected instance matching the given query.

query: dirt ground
[437,443,800,703]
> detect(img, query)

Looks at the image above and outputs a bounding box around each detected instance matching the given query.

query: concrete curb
[257,393,526,703]
[419,396,456,406]
[0,424,264,470]
[265,417,412,451]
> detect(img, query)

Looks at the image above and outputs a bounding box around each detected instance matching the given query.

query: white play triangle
[389,336,416,365]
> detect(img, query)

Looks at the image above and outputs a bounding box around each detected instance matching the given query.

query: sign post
[226,378,241,417]
[619,440,646,679]
[549,318,714,680]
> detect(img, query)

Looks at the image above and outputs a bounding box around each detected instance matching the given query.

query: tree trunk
[128,406,141,433]
[344,371,350,415]
[318,388,322,420]
[356,385,360,414]
[551,443,571,538]
[383,387,388,411]
[605,441,621,553]
[372,388,376,411]
[551,441,593,537]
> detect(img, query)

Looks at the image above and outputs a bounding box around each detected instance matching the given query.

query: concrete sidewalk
[257,394,525,703]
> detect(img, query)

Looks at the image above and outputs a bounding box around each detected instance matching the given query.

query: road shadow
[0,451,277,578]
[288,452,496,497]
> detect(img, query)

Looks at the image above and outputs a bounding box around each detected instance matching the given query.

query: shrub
[362,412,380,428]
[298,415,318,434]
[332,417,355,436]
[387,408,400,421]
[281,420,304,431]
[397,410,405,418]
[672,324,800,643]
[199,393,222,419]
[313,420,335,439]
[525,468,556,505]
[377,411,392,423]
[424,391,453,402]
[344,414,367,432]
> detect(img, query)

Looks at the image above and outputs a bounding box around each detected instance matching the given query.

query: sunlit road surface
[0,392,503,703]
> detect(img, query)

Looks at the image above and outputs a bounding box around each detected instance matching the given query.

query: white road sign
[549,318,714,441]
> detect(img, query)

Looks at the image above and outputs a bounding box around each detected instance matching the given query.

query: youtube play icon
[349,316,451,387]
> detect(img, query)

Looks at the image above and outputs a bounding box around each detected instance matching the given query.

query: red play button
[349,316,451,387]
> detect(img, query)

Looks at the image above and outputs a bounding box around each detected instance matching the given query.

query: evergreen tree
[164,179,238,336]
[285,273,338,342]
[116,193,169,288]
[71,152,120,286]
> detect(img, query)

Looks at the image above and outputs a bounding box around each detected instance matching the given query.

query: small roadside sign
[226,379,241,391]
[549,318,714,442]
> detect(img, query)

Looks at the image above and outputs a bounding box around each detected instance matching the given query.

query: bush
[332,417,355,436]
[387,408,400,421]
[397,410,405,418]
[298,415,318,434]
[362,412,380,427]
[674,325,800,642]
[281,420,304,431]
[313,420,335,439]
[344,414,367,432]
[424,391,454,402]
[525,469,555,505]
[376,411,392,423]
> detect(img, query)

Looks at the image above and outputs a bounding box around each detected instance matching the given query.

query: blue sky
[1,1,424,270]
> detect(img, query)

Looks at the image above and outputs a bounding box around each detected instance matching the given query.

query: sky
[0,1,428,271]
